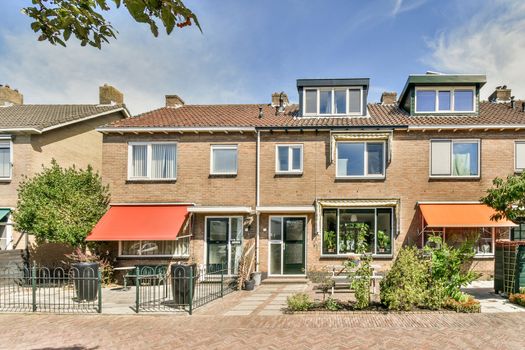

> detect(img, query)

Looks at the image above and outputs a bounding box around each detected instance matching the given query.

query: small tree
[481,172,525,223]
[13,160,109,248]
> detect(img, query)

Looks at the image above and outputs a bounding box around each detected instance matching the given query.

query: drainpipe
[255,130,260,272]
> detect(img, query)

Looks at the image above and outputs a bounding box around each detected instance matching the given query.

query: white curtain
[152,144,177,179]
[213,148,237,173]
[132,145,147,177]
[0,142,10,178]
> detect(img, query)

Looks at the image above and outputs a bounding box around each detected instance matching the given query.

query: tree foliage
[481,172,525,223]
[22,0,200,49]
[13,160,110,247]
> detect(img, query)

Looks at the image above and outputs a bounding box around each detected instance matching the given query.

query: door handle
[283,242,286,250]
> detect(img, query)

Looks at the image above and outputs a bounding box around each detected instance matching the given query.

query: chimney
[489,85,511,103]
[99,84,124,105]
[165,95,185,108]
[271,92,289,108]
[381,92,397,105]
[0,84,23,106]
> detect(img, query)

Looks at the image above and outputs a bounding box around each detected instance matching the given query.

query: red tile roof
[104,101,525,129]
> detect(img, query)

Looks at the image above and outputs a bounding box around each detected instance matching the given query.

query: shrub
[324,297,341,311]
[443,295,481,313]
[287,293,313,311]
[380,246,429,311]
[509,293,525,307]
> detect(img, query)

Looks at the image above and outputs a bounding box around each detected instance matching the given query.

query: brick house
[89,73,525,279]
[0,84,129,250]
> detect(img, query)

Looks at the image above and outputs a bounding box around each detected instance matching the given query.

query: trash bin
[72,262,99,302]
[251,272,262,286]
[171,264,197,305]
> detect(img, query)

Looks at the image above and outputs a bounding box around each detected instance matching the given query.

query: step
[261,277,309,284]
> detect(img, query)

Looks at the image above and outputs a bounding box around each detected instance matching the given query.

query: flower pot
[243,279,255,291]
[71,262,99,302]
[171,264,197,305]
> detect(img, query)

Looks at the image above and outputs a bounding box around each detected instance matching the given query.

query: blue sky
[1,0,524,114]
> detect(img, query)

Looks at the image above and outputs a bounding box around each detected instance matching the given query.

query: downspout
[255,130,261,272]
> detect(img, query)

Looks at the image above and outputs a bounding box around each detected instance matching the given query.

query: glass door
[269,217,306,275]
[206,217,243,275]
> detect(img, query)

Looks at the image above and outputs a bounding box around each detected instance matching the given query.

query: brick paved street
[4,312,525,350]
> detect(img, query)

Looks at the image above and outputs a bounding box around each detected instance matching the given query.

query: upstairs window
[430,140,479,178]
[211,145,238,175]
[415,87,475,113]
[0,140,12,180]
[336,141,385,178]
[276,144,303,174]
[303,88,362,116]
[515,141,525,172]
[128,142,177,180]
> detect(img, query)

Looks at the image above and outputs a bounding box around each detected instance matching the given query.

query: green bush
[324,297,341,311]
[509,293,525,307]
[380,246,429,311]
[443,295,480,313]
[286,293,313,311]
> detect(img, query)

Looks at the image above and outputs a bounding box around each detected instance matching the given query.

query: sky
[0,0,524,115]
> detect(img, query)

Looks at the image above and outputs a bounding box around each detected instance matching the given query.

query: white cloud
[0,26,253,114]
[391,0,427,16]
[425,0,525,99]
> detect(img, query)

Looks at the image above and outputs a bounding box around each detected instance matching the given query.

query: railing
[135,264,236,315]
[0,264,102,313]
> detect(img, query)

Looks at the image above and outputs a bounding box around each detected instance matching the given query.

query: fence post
[97,270,102,314]
[220,264,224,298]
[31,262,36,312]
[135,267,140,313]
[188,266,193,315]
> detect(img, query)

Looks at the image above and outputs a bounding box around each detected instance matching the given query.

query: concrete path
[463,280,525,313]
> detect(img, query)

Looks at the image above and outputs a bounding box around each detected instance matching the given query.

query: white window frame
[429,139,480,179]
[335,141,386,179]
[127,142,177,181]
[320,207,394,258]
[0,139,13,181]
[302,87,363,116]
[118,237,190,258]
[415,86,476,114]
[203,216,244,276]
[210,144,238,175]
[275,144,303,174]
[515,141,525,172]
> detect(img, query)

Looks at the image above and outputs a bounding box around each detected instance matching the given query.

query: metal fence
[134,264,236,315]
[0,264,101,313]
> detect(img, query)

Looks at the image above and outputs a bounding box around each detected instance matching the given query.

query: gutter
[97,126,256,133]
[408,124,525,131]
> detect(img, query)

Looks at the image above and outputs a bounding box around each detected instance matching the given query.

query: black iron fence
[0,264,101,313]
[135,264,236,315]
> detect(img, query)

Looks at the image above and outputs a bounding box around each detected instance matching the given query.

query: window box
[415,87,476,114]
[128,142,177,181]
[303,87,362,116]
[336,141,385,179]
[210,145,238,175]
[275,144,303,174]
[430,139,480,178]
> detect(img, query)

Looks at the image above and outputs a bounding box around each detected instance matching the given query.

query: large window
[206,217,243,275]
[119,238,189,257]
[415,87,475,113]
[128,142,177,180]
[276,144,303,174]
[211,145,238,175]
[430,140,479,177]
[322,208,394,256]
[515,141,525,172]
[303,88,362,116]
[0,140,12,180]
[424,228,497,256]
[336,141,385,178]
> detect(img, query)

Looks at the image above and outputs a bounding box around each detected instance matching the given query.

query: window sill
[0,178,12,183]
[209,173,237,178]
[335,176,385,181]
[126,178,177,184]
[473,254,494,259]
[429,176,480,181]
[275,171,303,177]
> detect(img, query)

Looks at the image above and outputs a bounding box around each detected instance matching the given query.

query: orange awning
[419,203,517,228]
[87,205,191,241]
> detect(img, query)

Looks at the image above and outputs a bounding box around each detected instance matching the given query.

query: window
[430,140,479,177]
[336,141,385,178]
[322,208,394,256]
[515,141,525,172]
[206,217,243,275]
[415,87,475,113]
[211,145,238,175]
[444,228,494,256]
[303,88,362,115]
[0,140,12,180]
[128,142,177,180]
[276,144,303,173]
[119,238,189,257]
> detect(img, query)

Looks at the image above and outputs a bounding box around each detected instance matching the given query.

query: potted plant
[377,230,390,253]
[65,248,99,302]
[324,230,336,253]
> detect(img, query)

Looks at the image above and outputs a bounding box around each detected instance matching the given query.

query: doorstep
[262,277,309,284]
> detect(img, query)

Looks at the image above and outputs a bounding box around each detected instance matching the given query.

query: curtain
[213,148,237,173]
[0,142,10,178]
[152,144,177,179]
[132,145,147,177]
[453,153,470,176]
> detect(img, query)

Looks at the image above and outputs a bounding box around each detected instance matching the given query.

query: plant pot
[251,272,262,286]
[243,279,255,291]
[171,264,197,305]
[72,262,99,302]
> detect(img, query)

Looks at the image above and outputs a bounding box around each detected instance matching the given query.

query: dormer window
[303,88,362,116]
[415,87,475,113]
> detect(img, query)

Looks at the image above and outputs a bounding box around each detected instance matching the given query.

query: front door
[269,217,306,275]
[206,217,243,275]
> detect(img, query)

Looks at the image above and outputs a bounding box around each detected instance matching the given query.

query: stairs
[261,276,309,284]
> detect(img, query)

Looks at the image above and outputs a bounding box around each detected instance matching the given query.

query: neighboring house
[0,84,130,250]
[89,73,525,278]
